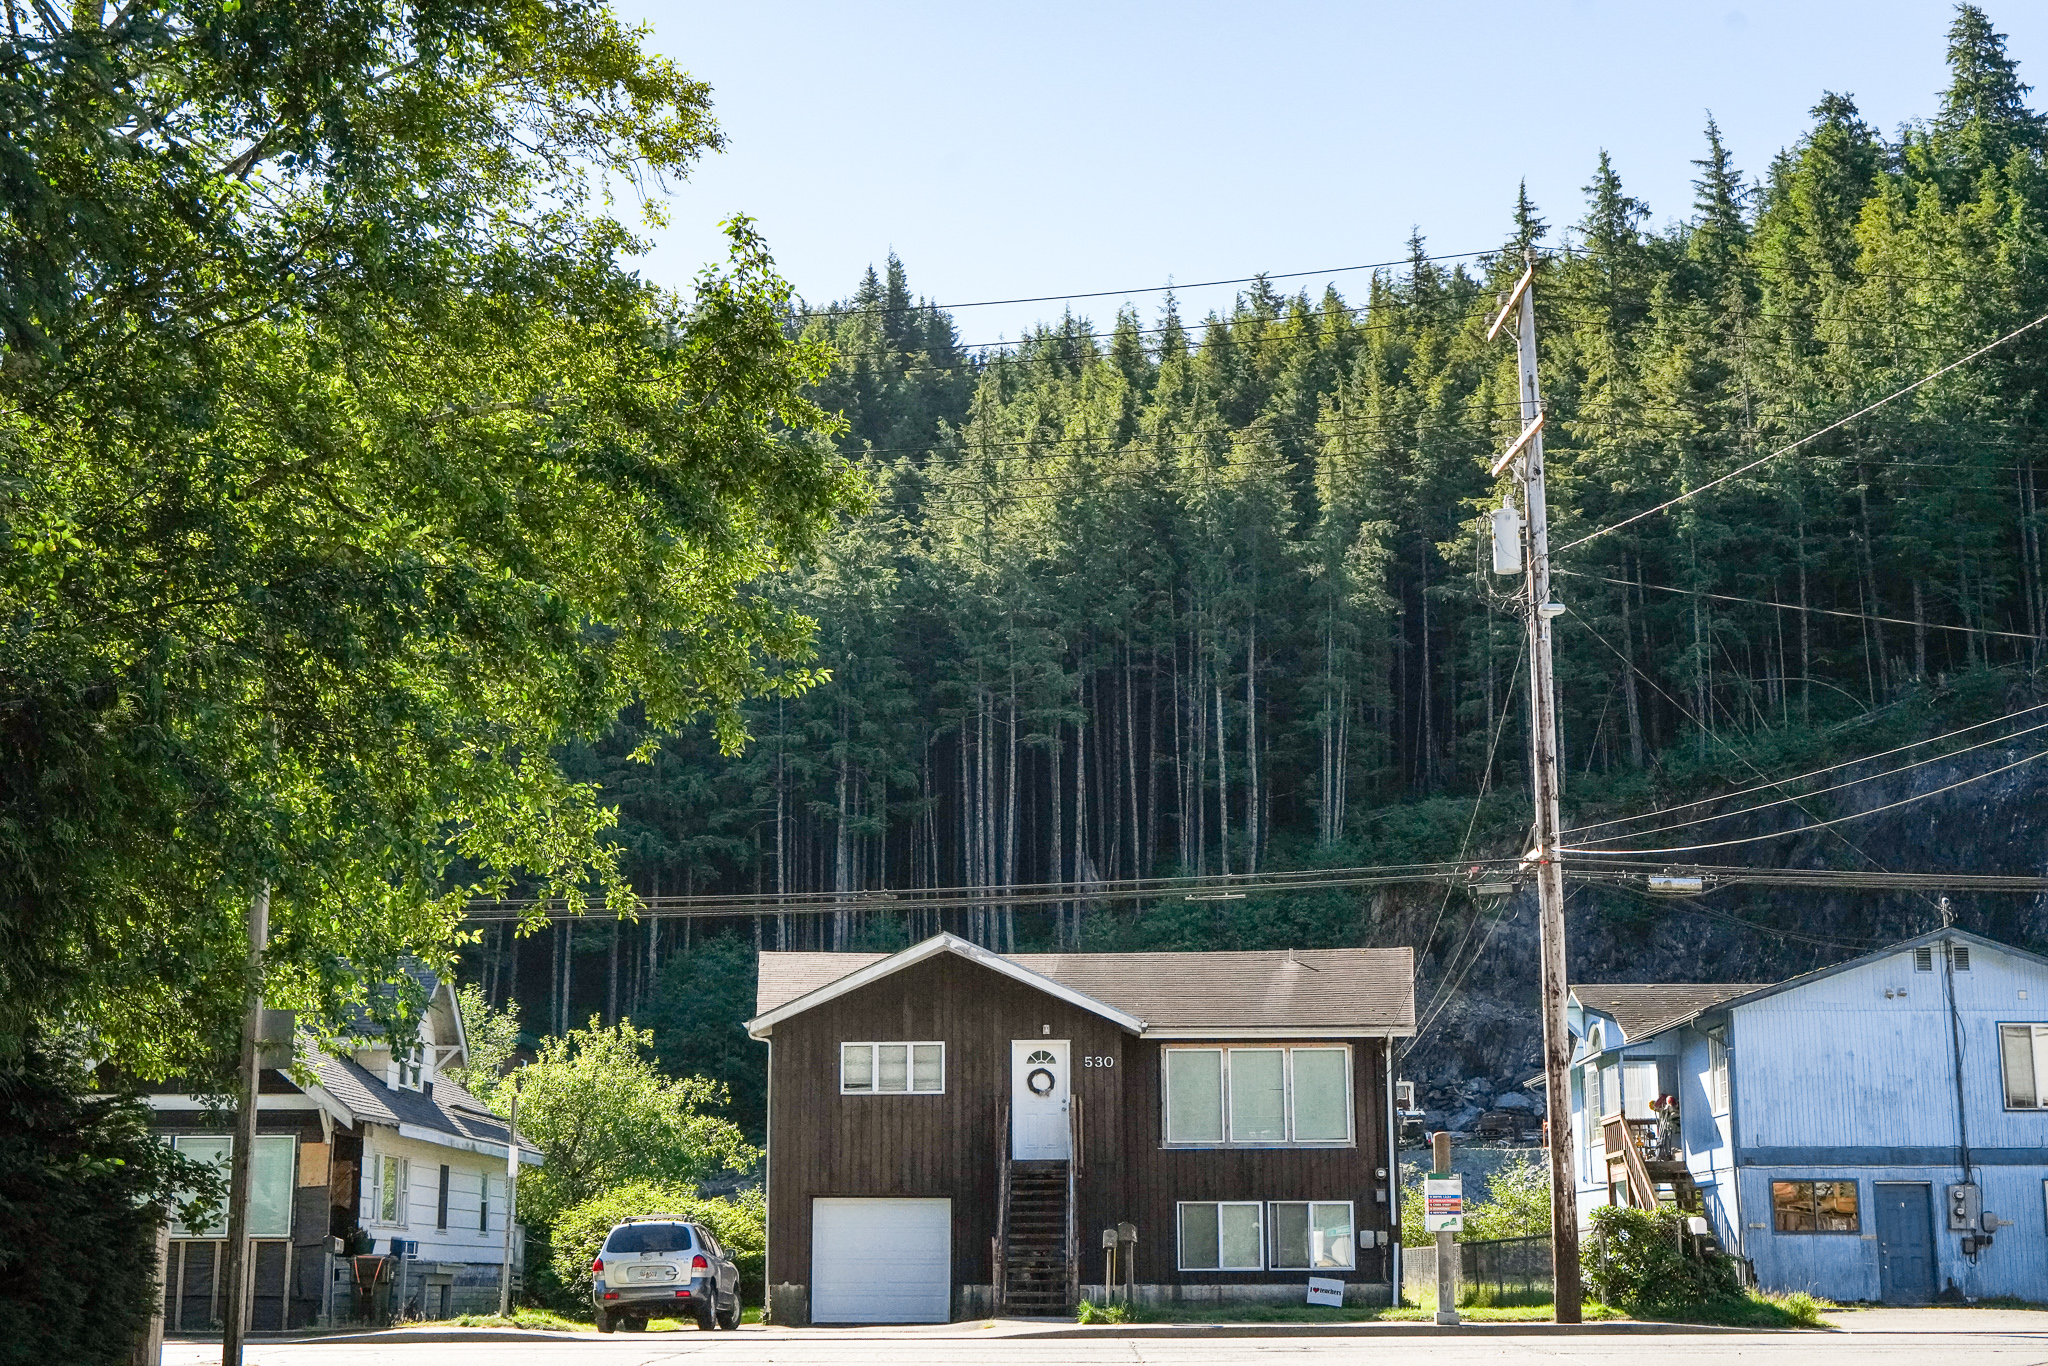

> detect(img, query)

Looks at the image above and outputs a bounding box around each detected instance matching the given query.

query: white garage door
[811,1198,952,1323]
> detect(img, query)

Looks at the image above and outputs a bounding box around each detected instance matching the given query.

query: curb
[1011,1320,1765,1339]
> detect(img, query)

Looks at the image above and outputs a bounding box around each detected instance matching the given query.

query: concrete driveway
[161,1307,2048,1365]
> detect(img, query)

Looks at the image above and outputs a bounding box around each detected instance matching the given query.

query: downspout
[1386,1040,1400,1302]
[763,1034,776,1319]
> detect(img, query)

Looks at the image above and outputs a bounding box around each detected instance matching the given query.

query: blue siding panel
[1570,938,2048,1303]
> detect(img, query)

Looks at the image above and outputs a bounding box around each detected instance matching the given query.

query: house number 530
[1082,1056,1115,1067]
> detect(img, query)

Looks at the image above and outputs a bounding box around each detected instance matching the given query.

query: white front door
[1011,1039,1071,1160]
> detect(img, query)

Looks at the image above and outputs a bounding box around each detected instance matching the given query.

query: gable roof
[750,933,1415,1039]
[308,1052,539,1164]
[1574,927,2048,1047]
[1572,983,1763,1045]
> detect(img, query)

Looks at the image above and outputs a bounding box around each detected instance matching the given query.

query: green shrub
[549,1179,766,1303]
[1585,1205,1743,1316]
[1075,1299,1130,1324]
[0,1045,218,1363]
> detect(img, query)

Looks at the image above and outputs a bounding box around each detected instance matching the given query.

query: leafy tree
[548,1180,765,1301]
[640,933,767,1140]
[1461,1157,1552,1241]
[444,984,523,1106]
[3,0,860,1076]
[0,1045,217,1362]
[508,1018,757,1229]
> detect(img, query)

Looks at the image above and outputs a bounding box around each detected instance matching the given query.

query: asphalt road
[161,1311,2048,1366]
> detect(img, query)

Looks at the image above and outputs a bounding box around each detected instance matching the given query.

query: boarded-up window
[1165,1050,1224,1144]
[1772,1179,1858,1233]
[2001,1024,2048,1109]
[1178,1201,1262,1270]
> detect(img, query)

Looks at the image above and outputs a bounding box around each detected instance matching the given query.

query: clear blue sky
[610,1,2045,342]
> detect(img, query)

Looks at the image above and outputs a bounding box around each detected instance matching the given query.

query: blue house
[1567,928,2048,1304]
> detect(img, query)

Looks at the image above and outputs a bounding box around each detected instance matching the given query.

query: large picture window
[171,1135,295,1238]
[1999,1024,2048,1109]
[1161,1046,1352,1147]
[1772,1179,1859,1233]
[840,1041,945,1094]
[1177,1202,1263,1270]
[1269,1202,1355,1270]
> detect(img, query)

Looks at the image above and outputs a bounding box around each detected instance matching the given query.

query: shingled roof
[1573,983,1762,1043]
[752,933,1414,1037]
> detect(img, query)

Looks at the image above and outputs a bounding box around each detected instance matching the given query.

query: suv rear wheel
[693,1299,715,1331]
[717,1293,742,1330]
[623,1315,648,1332]
[595,1308,614,1333]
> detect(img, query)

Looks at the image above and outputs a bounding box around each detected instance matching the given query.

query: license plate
[626,1264,677,1283]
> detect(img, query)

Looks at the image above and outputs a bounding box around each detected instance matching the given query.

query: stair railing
[1065,1093,1080,1311]
[995,1100,1010,1315]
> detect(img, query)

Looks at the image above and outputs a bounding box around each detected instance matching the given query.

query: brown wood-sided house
[747,933,1414,1324]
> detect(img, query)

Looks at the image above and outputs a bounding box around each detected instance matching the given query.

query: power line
[1555,568,2041,642]
[1560,717,2048,844]
[1563,745,2048,856]
[799,248,1501,319]
[1554,310,2048,556]
[1562,700,2048,836]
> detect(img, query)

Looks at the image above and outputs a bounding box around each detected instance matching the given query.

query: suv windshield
[603,1223,694,1254]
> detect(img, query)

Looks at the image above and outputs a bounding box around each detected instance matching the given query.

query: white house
[146,970,540,1329]
[1567,927,2048,1304]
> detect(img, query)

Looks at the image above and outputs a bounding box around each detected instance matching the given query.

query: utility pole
[499,1079,522,1317]
[220,880,271,1366]
[1489,249,1582,1322]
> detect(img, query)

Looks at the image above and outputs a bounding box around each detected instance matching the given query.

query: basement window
[1268,1202,1355,1270]
[1771,1180,1859,1234]
[840,1041,944,1095]
[2000,1024,2048,1109]
[1177,1202,1263,1271]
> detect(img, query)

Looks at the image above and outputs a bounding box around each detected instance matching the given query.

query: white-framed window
[840,1041,944,1094]
[1269,1202,1356,1270]
[481,1172,493,1233]
[1161,1046,1353,1147]
[370,1152,410,1226]
[1999,1024,2048,1109]
[1708,1031,1730,1115]
[170,1134,295,1238]
[1177,1201,1264,1270]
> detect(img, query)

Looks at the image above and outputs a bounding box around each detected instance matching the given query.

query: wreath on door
[1026,1067,1057,1095]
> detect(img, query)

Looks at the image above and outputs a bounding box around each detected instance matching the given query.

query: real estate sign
[1424,1174,1464,1233]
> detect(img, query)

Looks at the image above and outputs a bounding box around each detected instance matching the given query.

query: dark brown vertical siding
[1113,1037,1393,1285]
[765,953,1127,1289]
[765,954,1396,1293]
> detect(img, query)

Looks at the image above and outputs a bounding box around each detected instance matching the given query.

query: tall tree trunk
[1858,481,1889,690]
[607,918,619,1026]
[1417,540,1433,791]
[1049,712,1064,948]
[1913,579,1929,680]
[1074,690,1088,949]
[1619,557,1645,767]
[1214,680,1230,877]
[1005,669,1018,952]
[1245,616,1260,874]
[1145,645,1160,880]
[1797,519,1812,722]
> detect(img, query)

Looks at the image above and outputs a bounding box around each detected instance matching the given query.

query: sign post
[1425,1132,1463,1325]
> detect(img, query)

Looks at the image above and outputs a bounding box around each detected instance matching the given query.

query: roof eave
[747,933,1146,1038]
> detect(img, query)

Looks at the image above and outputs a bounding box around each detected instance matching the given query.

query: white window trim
[1267,1200,1358,1272]
[1708,1032,1730,1116]
[1176,1200,1266,1271]
[1999,1022,2048,1111]
[1160,1045,1354,1149]
[370,1152,411,1227]
[170,1133,295,1239]
[839,1040,946,1095]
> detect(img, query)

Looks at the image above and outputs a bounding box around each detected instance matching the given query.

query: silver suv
[590,1217,742,1332]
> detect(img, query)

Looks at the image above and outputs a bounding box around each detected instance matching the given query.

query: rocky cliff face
[1380,741,2048,1137]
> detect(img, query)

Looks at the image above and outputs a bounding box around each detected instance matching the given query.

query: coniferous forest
[480,9,2048,1104]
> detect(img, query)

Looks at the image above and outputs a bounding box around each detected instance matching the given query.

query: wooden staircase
[999,1160,1073,1315]
[1604,1115,1703,1214]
